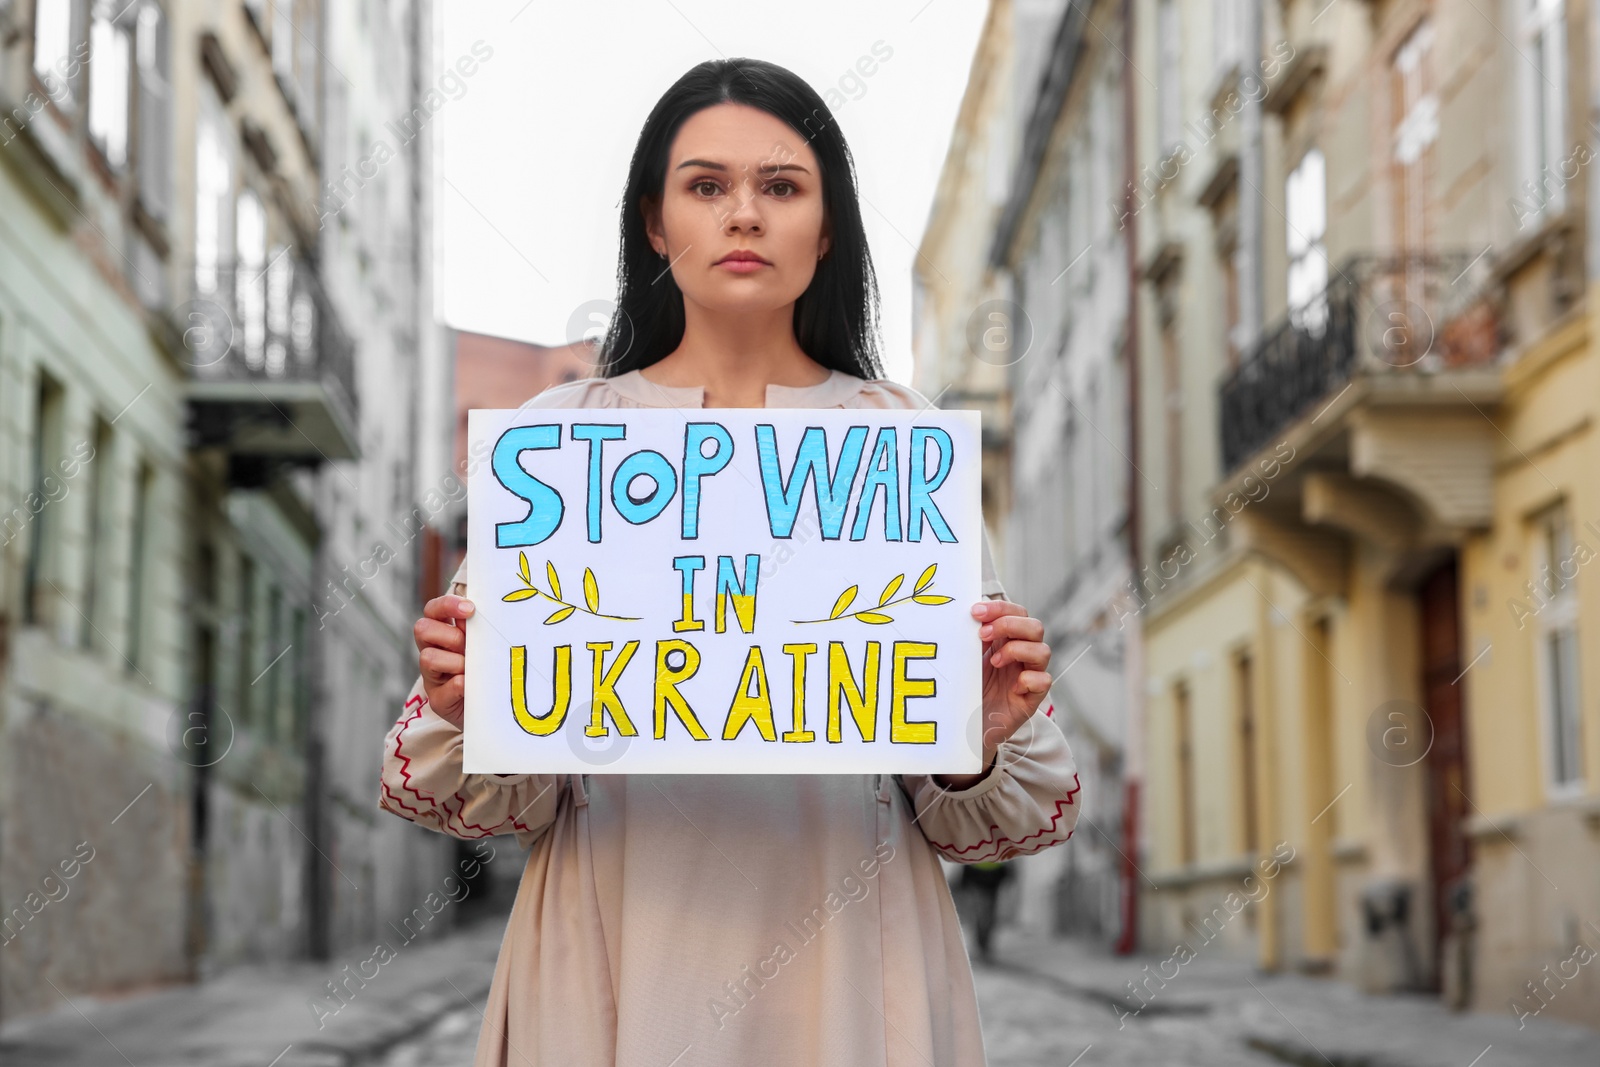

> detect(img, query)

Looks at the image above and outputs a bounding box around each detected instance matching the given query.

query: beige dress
[378,368,1083,1066]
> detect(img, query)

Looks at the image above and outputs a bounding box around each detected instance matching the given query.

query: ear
[640,195,664,256]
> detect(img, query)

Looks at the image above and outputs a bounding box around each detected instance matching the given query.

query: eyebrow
[675,158,811,175]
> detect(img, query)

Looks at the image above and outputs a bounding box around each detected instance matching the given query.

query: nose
[718,175,764,233]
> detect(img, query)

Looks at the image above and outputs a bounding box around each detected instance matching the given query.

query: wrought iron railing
[177,256,358,425]
[1218,253,1497,474]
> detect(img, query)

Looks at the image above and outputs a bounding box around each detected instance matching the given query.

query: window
[1175,680,1196,866]
[293,1,318,135]
[1533,503,1584,791]
[81,416,113,649]
[1213,0,1243,75]
[266,245,292,375]
[125,460,153,671]
[1235,652,1260,853]
[236,188,267,367]
[1391,19,1436,258]
[23,372,65,630]
[291,607,309,747]
[1159,286,1183,525]
[1157,0,1181,156]
[272,0,294,92]
[135,1,172,219]
[32,0,79,107]
[88,1,131,168]
[237,555,257,727]
[266,584,284,740]
[1219,225,1242,369]
[1286,149,1328,334]
[194,76,234,296]
[1518,0,1567,224]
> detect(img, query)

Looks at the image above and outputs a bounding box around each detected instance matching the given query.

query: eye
[768,181,798,197]
[691,179,721,197]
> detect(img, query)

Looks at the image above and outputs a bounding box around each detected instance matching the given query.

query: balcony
[1219,252,1499,475]
[177,257,360,481]
[1207,254,1504,597]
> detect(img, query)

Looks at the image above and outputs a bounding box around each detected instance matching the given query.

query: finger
[983,613,1044,643]
[414,617,467,654]
[1012,670,1053,696]
[431,676,466,724]
[989,640,1051,670]
[973,600,1029,639]
[423,594,476,625]
[420,647,465,680]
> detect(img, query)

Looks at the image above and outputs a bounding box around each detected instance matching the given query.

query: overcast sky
[436,1,987,385]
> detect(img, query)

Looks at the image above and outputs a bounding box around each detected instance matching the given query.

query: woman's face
[646,102,830,315]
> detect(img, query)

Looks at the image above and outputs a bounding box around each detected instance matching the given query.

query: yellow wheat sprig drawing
[792,563,954,625]
[501,551,641,624]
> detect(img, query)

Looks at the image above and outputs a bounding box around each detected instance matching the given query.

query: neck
[641,301,830,406]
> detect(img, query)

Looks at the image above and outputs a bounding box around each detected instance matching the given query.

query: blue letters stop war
[490,421,959,548]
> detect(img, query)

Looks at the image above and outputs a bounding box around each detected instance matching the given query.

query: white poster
[462,406,984,774]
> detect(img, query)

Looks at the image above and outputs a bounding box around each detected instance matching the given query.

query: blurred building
[318,0,458,962]
[445,330,595,573]
[915,0,1134,945]
[0,0,454,1025]
[1127,0,1598,1027]
[0,0,197,1020]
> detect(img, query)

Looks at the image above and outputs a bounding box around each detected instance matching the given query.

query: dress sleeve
[894,520,1083,863]
[377,562,566,851]
[896,707,1082,863]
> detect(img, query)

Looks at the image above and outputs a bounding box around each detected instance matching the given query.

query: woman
[381,57,1082,1066]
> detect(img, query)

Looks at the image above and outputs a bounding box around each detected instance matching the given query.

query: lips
[717,251,770,265]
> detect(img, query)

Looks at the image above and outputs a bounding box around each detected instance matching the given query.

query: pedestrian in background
[959,858,1015,963]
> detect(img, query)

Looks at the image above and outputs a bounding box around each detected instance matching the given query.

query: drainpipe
[1240,0,1280,973]
[1589,0,1600,284]
[304,0,335,964]
[306,521,331,961]
[1115,0,1142,957]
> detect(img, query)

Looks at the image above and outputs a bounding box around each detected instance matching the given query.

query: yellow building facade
[1132,0,1600,1026]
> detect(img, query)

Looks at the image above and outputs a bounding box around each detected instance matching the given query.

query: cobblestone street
[968,927,1596,1067]
[28,916,1589,1067]
[374,922,1599,1067]
[4,915,1594,1066]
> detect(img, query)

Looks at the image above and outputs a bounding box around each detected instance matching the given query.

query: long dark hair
[597,58,884,380]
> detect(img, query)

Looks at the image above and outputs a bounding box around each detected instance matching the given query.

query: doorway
[1417,555,1471,991]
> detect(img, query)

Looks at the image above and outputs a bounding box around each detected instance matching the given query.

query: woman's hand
[935,600,1052,790]
[414,594,475,729]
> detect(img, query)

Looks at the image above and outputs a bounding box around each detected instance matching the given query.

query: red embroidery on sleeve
[380,780,431,821]
[925,772,1081,863]
[388,693,537,838]
[389,695,444,819]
